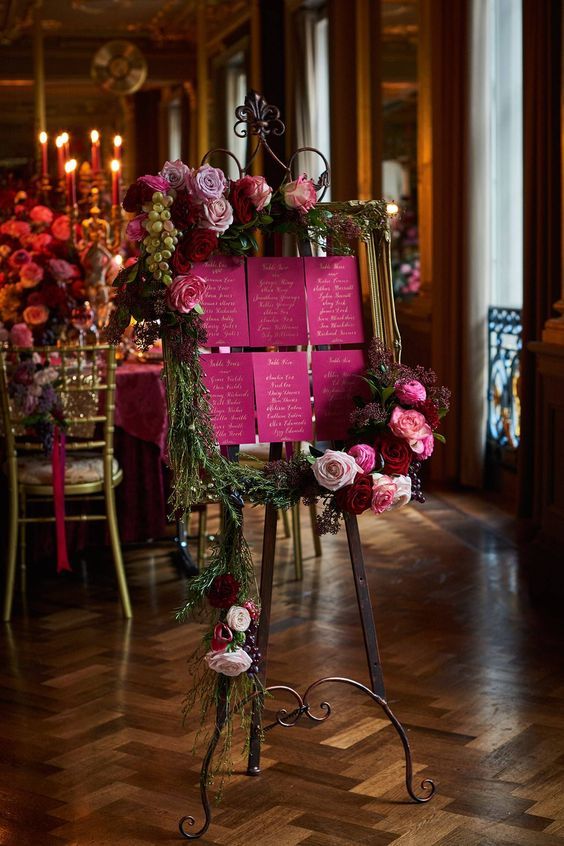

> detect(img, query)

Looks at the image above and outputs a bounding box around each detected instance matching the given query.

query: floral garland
[106,158,450,783]
[6,352,66,453]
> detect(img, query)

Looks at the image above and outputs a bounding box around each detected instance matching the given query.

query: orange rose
[23,304,49,326]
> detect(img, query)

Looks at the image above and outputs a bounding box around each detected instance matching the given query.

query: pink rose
[347,444,376,473]
[388,406,432,451]
[27,233,53,251]
[394,379,427,405]
[51,215,71,241]
[126,213,148,241]
[30,205,54,225]
[20,262,44,287]
[204,647,252,677]
[371,473,397,514]
[187,164,227,202]
[282,174,317,213]
[0,220,31,238]
[391,474,412,508]
[415,433,435,460]
[167,273,206,314]
[10,322,33,347]
[201,197,234,233]
[160,159,190,190]
[312,449,363,491]
[23,304,49,326]
[48,258,77,280]
[9,249,31,269]
[245,175,272,211]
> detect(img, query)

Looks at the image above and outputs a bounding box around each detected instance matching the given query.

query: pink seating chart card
[201,353,256,445]
[312,349,368,441]
[247,257,308,346]
[252,352,313,442]
[305,256,365,344]
[192,255,249,347]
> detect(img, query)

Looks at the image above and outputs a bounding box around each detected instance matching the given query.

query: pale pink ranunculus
[51,215,71,241]
[347,444,376,474]
[200,197,234,233]
[394,378,427,405]
[388,406,432,452]
[160,159,190,190]
[245,175,272,211]
[48,258,77,280]
[10,322,33,347]
[20,262,44,287]
[226,605,251,633]
[415,433,435,460]
[30,205,54,225]
[312,449,363,492]
[204,647,252,677]
[187,163,228,202]
[167,273,206,314]
[126,213,148,241]
[23,304,49,326]
[370,473,397,514]
[282,174,317,213]
[391,474,412,509]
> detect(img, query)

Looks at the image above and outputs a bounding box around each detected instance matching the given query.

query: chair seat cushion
[16,453,120,486]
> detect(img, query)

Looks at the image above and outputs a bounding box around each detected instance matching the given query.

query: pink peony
[394,379,427,405]
[51,215,71,241]
[10,322,33,347]
[167,273,206,314]
[23,304,49,326]
[20,262,44,287]
[30,205,54,225]
[159,159,190,190]
[201,197,234,233]
[282,174,317,213]
[186,163,227,202]
[371,473,397,514]
[347,444,376,473]
[388,406,432,452]
[204,647,252,677]
[312,449,363,491]
[49,258,77,280]
[391,474,412,508]
[125,213,148,241]
[244,175,272,211]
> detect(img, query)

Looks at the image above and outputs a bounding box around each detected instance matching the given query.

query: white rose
[201,197,234,233]
[312,449,363,491]
[391,474,412,509]
[204,647,252,677]
[226,605,251,632]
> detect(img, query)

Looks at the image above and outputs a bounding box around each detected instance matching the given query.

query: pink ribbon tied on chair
[52,426,71,573]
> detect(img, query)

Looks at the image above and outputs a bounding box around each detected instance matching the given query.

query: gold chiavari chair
[0,344,131,621]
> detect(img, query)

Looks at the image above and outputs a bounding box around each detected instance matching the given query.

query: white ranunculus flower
[391,474,412,509]
[204,647,252,677]
[312,449,363,491]
[226,605,251,632]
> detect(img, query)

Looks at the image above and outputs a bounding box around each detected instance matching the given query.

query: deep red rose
[171,191,200,229]
[230,177,256,225]
[417,398,440,430]
[374,432,411,475]
[179,229,218,263]
[172,241,192,275]
[26,291,46,306]
[334,473,373,515]
[122,174,169,213]
[207,574,240,609]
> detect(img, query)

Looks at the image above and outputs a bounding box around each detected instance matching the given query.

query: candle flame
[61,131,69,144]
[114,254,123,266]
[90,129,100,143]
[55,135,64,148]
[39,131,47,144]
[64,159,77,174]
[110,158,121,173]
[386,201,399,216]
[113,134,122,148]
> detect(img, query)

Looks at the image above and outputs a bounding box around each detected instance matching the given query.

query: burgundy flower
[334,473,374,515]
[178,229,218,264]
[171,191,200,229]
[230,177,256,225]
[207,574,240,609]
[417,398,441,430]
[374,432,412,475]
[122,174,169,213]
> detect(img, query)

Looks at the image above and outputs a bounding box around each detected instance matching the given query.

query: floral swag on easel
[107,92,450,781]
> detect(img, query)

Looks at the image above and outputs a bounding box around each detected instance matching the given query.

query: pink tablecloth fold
[115,363,168,457]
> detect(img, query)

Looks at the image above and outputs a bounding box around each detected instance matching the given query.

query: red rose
[179,229,218,263]
[122,174,169,213]
[171,191,200,229]
[207,574,240,609]
[417,398,440,430]
[334,473,373,515]
[230,177,256,225]
[172,241,192,275]
[374,432,411,475]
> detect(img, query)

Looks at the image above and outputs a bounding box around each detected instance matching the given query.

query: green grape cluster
[141,190,178,285]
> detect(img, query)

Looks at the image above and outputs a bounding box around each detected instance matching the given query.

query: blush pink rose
[245,175,272,211]
[394,379,427,405]
[10,322,33,347]
[312,449,363,491]
[226,605,252,632]
[388,406,432,451]
[347,444,376,473]
[167,273,206,313]
[391,474,412,508]
[187,164,228,202]
[23,304,49,326]
[201,197,234,233]
[51,215,71,241]
[282,174,317,213]
[415,433,435,460]
[1,220,31,238]
[204,647,252,677]
[126,213,148,241]
[20,262,44,287]
[30,205,54,225]
[370,473,397,514]
[28,233,53,251]
[159,159,190,190]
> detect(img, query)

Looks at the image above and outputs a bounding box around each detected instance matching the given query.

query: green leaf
[438,407,449,418]
[126,263,139,283]
[260,215,273,224]
[381,385,395,403]
[433,432,446,443]
[193,303,204,314]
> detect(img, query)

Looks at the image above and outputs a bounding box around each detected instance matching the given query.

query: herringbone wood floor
[1,492,563,845]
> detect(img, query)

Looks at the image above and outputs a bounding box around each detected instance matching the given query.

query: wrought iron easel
[179,92,436,840]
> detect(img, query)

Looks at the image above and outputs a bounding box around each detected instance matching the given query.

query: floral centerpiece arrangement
[106,158,449,781]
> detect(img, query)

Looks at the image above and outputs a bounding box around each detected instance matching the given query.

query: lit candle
[55,135,65,179]
[65,158,77,206]
[61,131,70,159]
[39,131,48,176]
[90,129,100,171]
[110,158,121,205]
[113,134,122,161]
[386,201,399,217]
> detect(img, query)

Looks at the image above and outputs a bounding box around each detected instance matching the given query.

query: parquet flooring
[1,491,563,845]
